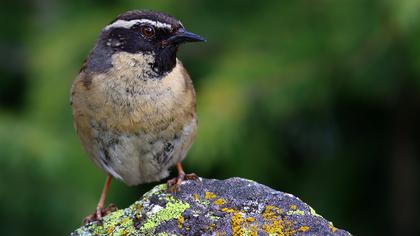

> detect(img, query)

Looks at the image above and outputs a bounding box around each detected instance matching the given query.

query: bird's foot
[82,203,118,225]
[167,172,200,192]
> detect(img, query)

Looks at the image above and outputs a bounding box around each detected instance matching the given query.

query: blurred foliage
[1,0,420,235]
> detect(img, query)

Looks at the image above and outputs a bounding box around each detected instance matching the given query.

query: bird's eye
[140,25,155,38]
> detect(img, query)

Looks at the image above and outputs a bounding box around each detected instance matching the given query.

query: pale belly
[88,118,196,186]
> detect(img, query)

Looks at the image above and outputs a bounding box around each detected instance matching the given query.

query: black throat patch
[83,30,178,79]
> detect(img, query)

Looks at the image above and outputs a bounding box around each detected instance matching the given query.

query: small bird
[70,10,205,223]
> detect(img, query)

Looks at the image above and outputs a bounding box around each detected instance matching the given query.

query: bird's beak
[167,28,206,45]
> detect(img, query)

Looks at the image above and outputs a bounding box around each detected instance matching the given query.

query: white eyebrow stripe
[105,19,172,31]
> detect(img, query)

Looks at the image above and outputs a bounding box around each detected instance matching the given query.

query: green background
[1,0,419,235]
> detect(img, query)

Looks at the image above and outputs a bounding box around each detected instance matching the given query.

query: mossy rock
[71,177,351,236]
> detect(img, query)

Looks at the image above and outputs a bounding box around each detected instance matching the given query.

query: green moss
[286,209,305,216]
[75,208,137,235]
[105,209,124,220]
[140,201,190,235]
[143,184,167,199]
[309,206,323,218]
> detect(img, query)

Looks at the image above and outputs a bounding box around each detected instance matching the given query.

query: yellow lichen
[289,205,297,211]
[205,191,217,199]
[214,198,226,205]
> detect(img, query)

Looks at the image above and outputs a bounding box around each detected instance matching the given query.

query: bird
[70,10,205,223]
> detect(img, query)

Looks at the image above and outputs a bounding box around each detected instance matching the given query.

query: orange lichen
[248,230,257,236]
[231,212,246,236]
[177,216,184,229]
[214,198,226,205]
[221,203,306,236]
[262,206,283,219]
[221,207,236,213]
[329,224,337,233]
[205,191,217,199]
[246,217,255,222]
[106,226,114,234]
[261,205,299,235]
[262,219,284,235]
[299,226,310,232]
[230,211,258,236]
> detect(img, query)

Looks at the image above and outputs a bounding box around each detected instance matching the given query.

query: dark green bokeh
[1,0,419,235]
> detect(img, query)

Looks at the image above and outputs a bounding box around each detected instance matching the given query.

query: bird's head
[92,10,205,76]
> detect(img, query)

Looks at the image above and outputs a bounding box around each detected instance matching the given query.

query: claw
[167,163,200,192]
[82,203,118,225]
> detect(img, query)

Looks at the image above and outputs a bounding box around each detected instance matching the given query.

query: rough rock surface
[71,178,351,236]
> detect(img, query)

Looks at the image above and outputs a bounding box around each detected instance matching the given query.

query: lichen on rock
[71,178,351,236]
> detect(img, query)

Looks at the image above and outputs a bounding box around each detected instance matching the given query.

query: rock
[71,177,351,236]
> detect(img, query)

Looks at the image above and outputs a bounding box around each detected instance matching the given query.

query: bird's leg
[167,162,199,192]
[96,174,112,218]
[83,175,117,225]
